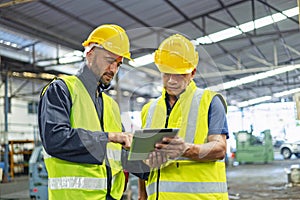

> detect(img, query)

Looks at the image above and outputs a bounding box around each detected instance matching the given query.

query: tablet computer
[128,128,180,161]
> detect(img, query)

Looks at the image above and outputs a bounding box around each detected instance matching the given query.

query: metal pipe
[3,64,10,182]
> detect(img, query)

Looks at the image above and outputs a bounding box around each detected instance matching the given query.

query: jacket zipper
[156,169,160,200]
[96,90,113,199]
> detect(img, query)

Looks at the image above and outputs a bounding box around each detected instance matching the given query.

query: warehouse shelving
[8,140,34,179]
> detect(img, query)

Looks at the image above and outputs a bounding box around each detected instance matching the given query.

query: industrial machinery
[29,145,48,199]
[235,129,274,164]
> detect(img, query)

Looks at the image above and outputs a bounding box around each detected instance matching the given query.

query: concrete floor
[0,175,30,200]
[0,151,300,200]
[227,157,300,199]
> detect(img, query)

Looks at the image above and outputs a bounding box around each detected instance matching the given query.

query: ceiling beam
[247,54,274,66]
[216,29,299,42]
[198,66,284,78]
[257,0,299,25]
[165,0,205,34]
[39,0,94,28]
[0,0,36,8]
[262,1,293,63]
[209,0,273,62]
[165,0,247,67]
[211,30,300,65]
[206,14,268,62]
[0,17,79,50]
[102,0,151,27]
[283,43,300,57]
[166,0,247,28]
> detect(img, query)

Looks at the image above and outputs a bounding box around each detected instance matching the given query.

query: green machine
[235,129,274,163]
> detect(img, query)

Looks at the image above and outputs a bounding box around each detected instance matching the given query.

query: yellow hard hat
[154,34,198,74]
[82,24,132,60]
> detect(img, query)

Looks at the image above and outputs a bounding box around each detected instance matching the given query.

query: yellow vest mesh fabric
[44,75,124,200]
[142,81,228,200]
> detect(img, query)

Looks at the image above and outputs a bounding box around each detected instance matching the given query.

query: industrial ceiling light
[108,90,117,96]
[208,64,300,91]
[235,87,300,108]
[136,97,146,103]
[195,6,298,44]
[274,88,300,98]
[237,96,272,107]
[45,64,81,75]
[129,6,298,67]
[59,50,83,64]
[128,53,154,67]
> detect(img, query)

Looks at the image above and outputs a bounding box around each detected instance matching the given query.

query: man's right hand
[108,132,133,150]
[145,150,168,168]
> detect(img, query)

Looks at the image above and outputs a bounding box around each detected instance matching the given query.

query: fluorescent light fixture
[196,6,298,44]
[128,6,298,68]
[208,64,300,91]
[208,28,242,43]
[122,91,130,97]
[283,6,299,17]
[128,53,154,67]
[273,88,300,98]
[235,86,300,108]
[108,90,117,96]
[40,73,56,80]
[237,96,272,107]
[10,71,56,80]
[136,97,146,103]
[23,72,37,78]
[46,65,80,75]
[195,36,213,44]
[59,56,82,64]
[59,50,83,64]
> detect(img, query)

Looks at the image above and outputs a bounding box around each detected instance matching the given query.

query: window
[28,102,38,114]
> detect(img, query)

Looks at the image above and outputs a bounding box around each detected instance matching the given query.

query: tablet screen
[128,128,180,160]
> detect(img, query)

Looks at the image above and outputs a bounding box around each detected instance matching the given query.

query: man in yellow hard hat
[38,24,147,200]
[138,34,229,200]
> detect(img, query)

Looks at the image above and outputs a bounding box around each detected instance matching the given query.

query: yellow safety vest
[43,75,124,200]
[142,81,229,200]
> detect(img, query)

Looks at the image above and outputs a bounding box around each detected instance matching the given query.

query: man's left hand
[155,136,188,159]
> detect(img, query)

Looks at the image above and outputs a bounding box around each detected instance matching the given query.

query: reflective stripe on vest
[147,181,228,196]
[49,177,107,190]
[144,83,228,199]
[106,147,122,161]
[43,75,124,200]
[184,88,203,143]
[145,97,161,128]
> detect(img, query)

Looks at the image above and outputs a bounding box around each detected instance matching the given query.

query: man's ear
[86,48,94,63]
[191,68,197,78]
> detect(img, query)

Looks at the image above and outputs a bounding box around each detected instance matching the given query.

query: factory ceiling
[0,0,300,107]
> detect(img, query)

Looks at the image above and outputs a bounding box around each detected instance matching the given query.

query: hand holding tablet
[128,128,180,160]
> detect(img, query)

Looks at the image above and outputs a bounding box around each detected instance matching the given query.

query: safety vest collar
[161,80,198,100]
[146,82,204,144]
